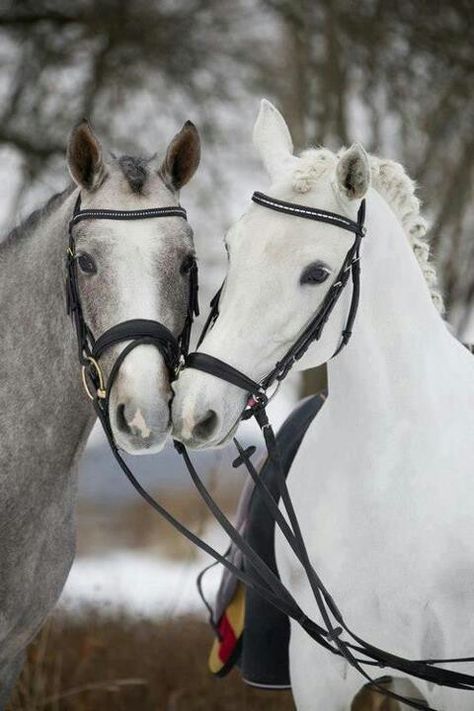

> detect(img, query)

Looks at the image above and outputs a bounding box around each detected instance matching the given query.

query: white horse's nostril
[192,409,218,442]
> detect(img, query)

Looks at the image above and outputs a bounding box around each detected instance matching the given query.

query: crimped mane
[292,149,444,314]
[368,155,444,313]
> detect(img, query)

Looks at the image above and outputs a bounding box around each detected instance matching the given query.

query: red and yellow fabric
[208,582,246,676]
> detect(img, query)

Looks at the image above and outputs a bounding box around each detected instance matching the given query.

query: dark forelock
[117,155,151,194]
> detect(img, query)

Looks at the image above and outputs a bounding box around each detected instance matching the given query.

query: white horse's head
[67,119,200,454]
[172,100,370,448]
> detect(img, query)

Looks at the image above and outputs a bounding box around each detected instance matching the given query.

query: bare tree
[0,0,472,358]
[257,0,473,394]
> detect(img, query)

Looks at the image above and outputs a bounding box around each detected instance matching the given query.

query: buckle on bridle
[247,388,268,410]
[174,354,186,379]
[246,378,281,411]
[81,356,106,400]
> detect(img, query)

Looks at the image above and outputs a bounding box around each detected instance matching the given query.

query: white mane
[292,149,444,314]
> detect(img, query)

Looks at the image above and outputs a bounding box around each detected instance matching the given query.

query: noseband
[186,191,366,410]
[66,194,199,423]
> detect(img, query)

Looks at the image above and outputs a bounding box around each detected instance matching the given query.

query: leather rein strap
[66,189,474,710]
[176,192,474,709]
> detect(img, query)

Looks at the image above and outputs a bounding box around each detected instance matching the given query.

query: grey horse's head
[67,119,200,454]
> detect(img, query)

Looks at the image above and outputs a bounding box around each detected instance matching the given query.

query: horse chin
[213,419,241,448]
[112,426,170,455]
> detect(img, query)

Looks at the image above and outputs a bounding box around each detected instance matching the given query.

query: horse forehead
[231,177,342,245]
[105,228,181,315]
[81,166,175,210]
[109,221,190,267]
[231,204,346,263]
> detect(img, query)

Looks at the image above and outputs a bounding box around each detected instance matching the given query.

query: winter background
[0,1,472,709]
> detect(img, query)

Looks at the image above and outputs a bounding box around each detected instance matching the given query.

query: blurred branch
[0,0,472,344]
[0,128,63,157]
[430,135,474,256]
[0,12,76,27]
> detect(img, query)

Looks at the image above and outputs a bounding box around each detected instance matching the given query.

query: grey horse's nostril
[116,403,131,434]
[192,410,218,441]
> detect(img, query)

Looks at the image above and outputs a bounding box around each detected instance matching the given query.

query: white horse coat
[280,185,474,711]
[172,100,474,710]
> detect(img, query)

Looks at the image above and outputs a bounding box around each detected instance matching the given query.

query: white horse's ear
[67,119,106,191]
[336,144,370,200]
[253,99,295,180]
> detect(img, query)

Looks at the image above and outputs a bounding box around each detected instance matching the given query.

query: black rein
[66,189,474,711]
[179,192,474,710]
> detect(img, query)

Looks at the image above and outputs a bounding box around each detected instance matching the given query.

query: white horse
[172,99,474,709]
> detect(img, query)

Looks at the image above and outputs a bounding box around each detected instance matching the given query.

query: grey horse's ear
[67,119,106,191]
[336,144,370,200]
[160,121,201,191]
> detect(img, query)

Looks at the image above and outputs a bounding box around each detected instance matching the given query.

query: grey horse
[0,118,200,705]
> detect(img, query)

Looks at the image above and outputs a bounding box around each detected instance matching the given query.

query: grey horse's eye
[77,252,97,275]
[300,262,331,285]
[180,254,195,275]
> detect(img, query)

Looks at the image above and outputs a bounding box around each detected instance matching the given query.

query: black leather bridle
[66,193,199,426]
[67,190,474,710]
[66,194,199,456]
[176,192,474,710]
[186,191,366,408]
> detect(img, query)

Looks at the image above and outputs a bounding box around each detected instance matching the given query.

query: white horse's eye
[300,262,331,285]
[77,252,97,275]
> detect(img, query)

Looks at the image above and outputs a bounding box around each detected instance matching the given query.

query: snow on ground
[59,524,228,618]
[59,552,222,618]
[68,370,302,619]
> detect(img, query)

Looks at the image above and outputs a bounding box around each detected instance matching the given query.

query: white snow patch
[59,552,222,618]
[59,523,230,618]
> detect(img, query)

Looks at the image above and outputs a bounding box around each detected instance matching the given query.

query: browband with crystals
[70,194,187,226]
[71,206,187,226]
[252,191,363,236]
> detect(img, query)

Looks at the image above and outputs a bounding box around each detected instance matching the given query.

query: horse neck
[0,187,93,489]
[308,191,467,429]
